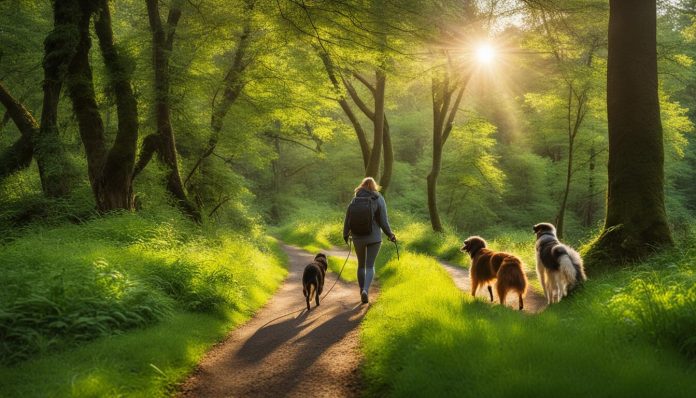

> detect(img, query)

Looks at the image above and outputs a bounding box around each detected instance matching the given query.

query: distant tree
[185,0,256,186]
[589,0,672,262]
[428,56,468,232]
[275,0,407,193]
[141,0,199,219]
[523,1,607,238]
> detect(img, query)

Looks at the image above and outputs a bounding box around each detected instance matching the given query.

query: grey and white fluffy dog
[533,223,586,304]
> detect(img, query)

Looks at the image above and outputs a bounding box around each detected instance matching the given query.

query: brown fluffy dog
[461,236,528,310]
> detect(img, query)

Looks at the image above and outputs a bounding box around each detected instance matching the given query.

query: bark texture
[36,0,82,197]
[93,0,140,210]
[146,0,199,220]
[589,0,672,263]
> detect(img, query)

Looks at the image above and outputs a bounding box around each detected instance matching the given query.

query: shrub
[610,265,696,359]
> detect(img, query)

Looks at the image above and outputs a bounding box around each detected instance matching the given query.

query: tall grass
[608,246,696,360]
[0,210,286,365]
[0,210,287,396]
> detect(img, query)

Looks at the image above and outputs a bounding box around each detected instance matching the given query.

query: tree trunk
[365,70,385,178]
[589,0,672,263]
[36,0,83,198]
[146,0,199,220]
[583,145,597,227]
[65,4,108,200]
[556,136,573,239]
[339,99,371,168]
[316,49,371,168]
[427,162,444,232]
[428,72,466,233]
[380,116,393,194]
[0,82,36,179]
[94,0,139,211]
[428,77,446,232]
[556,86,577,239]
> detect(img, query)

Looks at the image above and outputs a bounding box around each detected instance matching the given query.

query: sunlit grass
[0,212,287,396]
[362,242,696,397]
[279,216,696,396]
[1,313,252,397]
[327,255,358,282]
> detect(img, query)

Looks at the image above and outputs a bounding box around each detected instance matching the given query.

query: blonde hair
[354,177,381,194]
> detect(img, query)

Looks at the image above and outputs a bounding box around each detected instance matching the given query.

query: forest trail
[438,260,548,313]
[179,244,368,398]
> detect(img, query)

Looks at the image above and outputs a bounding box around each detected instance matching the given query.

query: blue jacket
[343,189,393,244]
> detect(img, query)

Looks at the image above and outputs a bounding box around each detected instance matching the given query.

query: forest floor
[178,244,370,398]
[438,260,548,313]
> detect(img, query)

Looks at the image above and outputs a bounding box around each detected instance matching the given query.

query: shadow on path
[179,244,372,398]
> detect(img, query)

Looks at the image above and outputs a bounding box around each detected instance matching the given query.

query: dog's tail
[566,246,586,284]
[306,282,316,302]
[556,246,586,288]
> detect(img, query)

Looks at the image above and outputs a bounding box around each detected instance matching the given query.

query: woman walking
[343,177,396,303]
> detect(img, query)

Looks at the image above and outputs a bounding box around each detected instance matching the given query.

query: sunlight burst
[475,43,496,65]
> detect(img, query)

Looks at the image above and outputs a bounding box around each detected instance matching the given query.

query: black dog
[302,253,328,311]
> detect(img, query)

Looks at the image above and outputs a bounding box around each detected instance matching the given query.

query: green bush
[610,262,696,359]
[0,210,285,364]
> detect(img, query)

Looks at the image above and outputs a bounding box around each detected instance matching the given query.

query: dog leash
[319,238,352,302]
[259,239,353,328]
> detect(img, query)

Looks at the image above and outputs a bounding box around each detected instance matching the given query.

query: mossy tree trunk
[93,0,140,211]
[63,1,140,212]
[589,0,672,263]
[65,2,108,203]
[342,70,391,192]
[145,0,200,220]
[316,47,393,192]
[36,0,82,198]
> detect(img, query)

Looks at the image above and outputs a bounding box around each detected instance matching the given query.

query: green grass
[273,217,344,253]
[279,215,696,397]
[1,312,248,397]
[327,255,358,282]
[0,211,287,396]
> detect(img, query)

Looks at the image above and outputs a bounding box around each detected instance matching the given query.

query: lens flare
[475,44,496,65]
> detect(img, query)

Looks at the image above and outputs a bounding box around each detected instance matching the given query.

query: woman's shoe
[361,290,369,304]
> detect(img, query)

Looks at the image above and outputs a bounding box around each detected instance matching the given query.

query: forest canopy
[0,0,695,251]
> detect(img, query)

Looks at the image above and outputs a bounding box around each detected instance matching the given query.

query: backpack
[348,194,378,236]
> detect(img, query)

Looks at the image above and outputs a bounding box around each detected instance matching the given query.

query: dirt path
[179,244,369,398]
[438,260,547,313]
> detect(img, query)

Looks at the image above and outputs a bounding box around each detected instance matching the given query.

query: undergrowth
[0,210,285,365]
